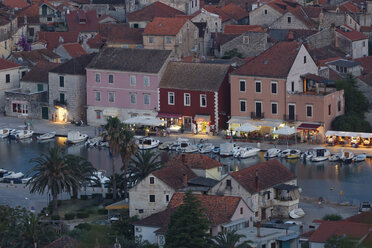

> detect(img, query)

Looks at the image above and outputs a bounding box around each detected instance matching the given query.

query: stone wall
[306,27,334,49]
[319,12,345,29]
[4,90,47,119]
[270,12,312,30]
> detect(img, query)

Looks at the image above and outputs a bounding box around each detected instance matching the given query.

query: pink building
[230,41,345,137]
[86,47,172,126]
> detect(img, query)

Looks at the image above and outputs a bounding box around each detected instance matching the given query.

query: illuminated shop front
[194,114,210,133]
[54,105,68,123]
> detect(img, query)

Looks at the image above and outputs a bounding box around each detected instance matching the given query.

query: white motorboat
[99,141,109,148]
[159,141,173,150]
[353,153,367,162]
[199,143,215,154]
[341,151,354,163]
[329,153,342,162]
[67,131,88,144]
[2,172,24,183]
[289,208,305,219]
[86,136,103,147]
[21,177,32,184]
[0,169,8,177]
[170,138,190,150]
[15,130,34,139]
[213,147,220,154]
[301,149,315,161]
[37,131,56,141]
[236,146,260,159]
[220,143,239,156]
[91,170,110,186]
[264,148,281,158]
[176,141,194,152]
[136,137,160,150]
[281,149,301,159]
[311,147,331,162]
[0,129,10,138]
[184,145,199,153]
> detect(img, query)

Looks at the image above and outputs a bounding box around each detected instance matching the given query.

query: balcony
[283,114,297,122]
[54,99,67,107]
[251,112,264,119]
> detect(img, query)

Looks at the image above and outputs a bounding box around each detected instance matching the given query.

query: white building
[0,58,23,112]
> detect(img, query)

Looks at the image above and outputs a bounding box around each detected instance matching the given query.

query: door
[42,107,48,120]
[261,208,266,220]
[288,105,295,121]
[255,102,262,118]
[183,117,192,131]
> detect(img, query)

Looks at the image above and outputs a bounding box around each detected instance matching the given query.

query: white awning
[123,116,166,126]
[248,119,282,128]
[325,130,372,138]
[235,123,259,132]
[227,116,249,124]
[273,125,296,135]
[103,109,119,117]
[194,114,210,122]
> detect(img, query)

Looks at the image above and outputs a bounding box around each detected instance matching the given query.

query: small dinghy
[86,137,103,147]
[235,146,260,159]
[0,129,10,138]
[281,149,301,159]
[170,138,190,150]
[353,153,367,162]
[15,130,34,140]
[264,148,281,158]
[329,153,342,162]
[213,147,220,154]
[176,141,194,153]
[67,131,88,144]
[341,151,354,163]
[136,137,160,150]
[21,177,32,184]
[159,141,173,150]
[37,131,56,141]
[184,145,199,153]
[289,208,305,219]
[199,143,215,154]
[301,149,315,161]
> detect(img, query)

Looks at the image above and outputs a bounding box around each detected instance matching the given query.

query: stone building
[48,54,95,123]
[0,58,23,113]
[335,25,368,59]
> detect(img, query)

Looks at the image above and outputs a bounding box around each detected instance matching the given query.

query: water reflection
[0,138,371,204]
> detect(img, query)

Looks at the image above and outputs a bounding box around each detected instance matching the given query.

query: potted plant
[180,124,184,133]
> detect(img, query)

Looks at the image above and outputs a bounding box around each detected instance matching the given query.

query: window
[12,103,28,114]
[240,100,246,112]
[22,71,26,77]
[96,111,101,119]
[271,102,278,115]
[108,92,115,103]
[95,73,100,83]
[5,74,10,83]
[184,93,190,106]
[328,104,331,115]
[239,80,246,92]
[29,28,34,36]
[255,81,261,93]
[166,195,169,202]
[226,179,231,187]
[363,41,366,47]
[179,33,182,43]
[338,100,341,112]
[37,84,44,91]
[130,93,136,104]
[240,207,243,214]
[264,9,268,14]
[200,94,207,107]
[166,36,172,44]
[291,81,295,92]
[287,16,291,23]
[168,92,175,105]
[130,75,136,86]
[354,42,356,48]
[59,76,64,87]
[195,0,197,6]
[304,56,307,64]
[60,93,65,103]
[149,177,154,184]
[271,81,277,94]
[42,5,47,15]
[243,36,249,44]
[47,17,52,22]
[144,76,150,87]
[306,105,313,117]
[148,36,154,43]
[149,195,155,202]
[194,30,198,39]
[138,209,144,213]
[144,94,150,105]
[108,74,114,84]
[95,91,100,101]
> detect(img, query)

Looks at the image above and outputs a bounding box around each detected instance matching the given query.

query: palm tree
[65,155,96,200]
[27,147,79,213]
[102,117,125,201]
[128,150,161,186]
[208,230,253,248]
[119,127,137,199]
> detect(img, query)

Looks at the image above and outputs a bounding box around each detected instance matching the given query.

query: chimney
[256,221,261,237]
[255,169,259,191]
[182,153,186,163]
[288,31,294,41]
[182,173,188,187]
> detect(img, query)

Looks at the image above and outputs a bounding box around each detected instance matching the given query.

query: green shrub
[97,209,108,215]
[76,212,90,219]
[75,223,92,230]
[322,214,343,221]
[64,212,75,220]
[51,215,60,220]
[80,195,89,200]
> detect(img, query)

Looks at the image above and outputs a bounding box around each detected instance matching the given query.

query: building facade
[0,59,22,113]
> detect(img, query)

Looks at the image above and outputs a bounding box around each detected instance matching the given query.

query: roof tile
[144,17,189,35]
[21,61,59,83]
[66,10,99,33]
[153,163,197,189]
[37,31,80,51]
[224,24,263,34]
[62,43,87,58]
[127,2,184,22]
[220,3,249,20]
[336,26,367,41]
[0,58,21,71]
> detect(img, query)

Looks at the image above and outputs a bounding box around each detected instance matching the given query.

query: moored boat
[37,131,56,141]
[235,146,260,159]
[220,143,239,156]
[310,147,331,162]
[341,151,354,163]
[0,129,10,138]
[86,137,103,147]
[301,149,315,161]
[67,131,88,144]
[281,149,301,159]
[184,145,199,153]
[136,137,160,150]
[15,130,34,140]
[353,153,367,162]
[159,141,173,150]
[199,143,215,154]
[329,153,342,162]
[264,148,281,158]
[289,208,305,219]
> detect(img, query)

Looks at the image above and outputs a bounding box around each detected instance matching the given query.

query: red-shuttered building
[158,62,231,132]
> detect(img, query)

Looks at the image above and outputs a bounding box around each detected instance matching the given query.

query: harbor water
[0,137,371,205]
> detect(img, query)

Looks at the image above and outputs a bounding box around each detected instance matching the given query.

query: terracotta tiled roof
[21,61,59,83]
[12,49,60,67]
[134,207,177,228]
[347,211,372,224]
[152,163,197,189]
[37,31,80,51]
[144,17,189,35]
[361,26,372,32]
[51,53,96,75]
[355,56,372,72]
[17,4,40,24]
[67,10,99,33]
[43,236,79,248]
[204,5,233,22]
[213,32,240,48]
[301,6,322,18]
[229,159,296,193]
[224,25,263,34]
[0,58,21,71]
[308,221,372,243]
[232,41,302,78]
[169,193,242,225]
[336,27,367,41]
[127,2,184,22]
[62,43,87,58]
[169,154,224,170]
[3,0,29,9]
[87,34,104,49]
[317,57,343,67]
[99,24,144,44]
[339,1,361,13]
[308,46,346,64]
[329,68,343,81]
[220,3,249,20]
